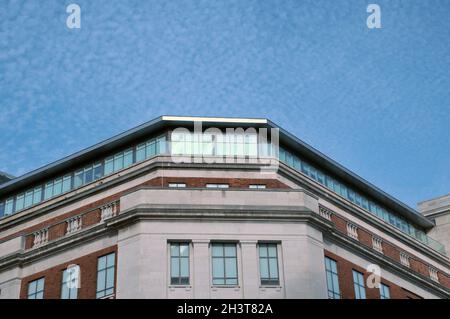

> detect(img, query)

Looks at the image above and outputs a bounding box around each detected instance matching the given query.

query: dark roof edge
[0,115,165,194]
[0,115,434,229]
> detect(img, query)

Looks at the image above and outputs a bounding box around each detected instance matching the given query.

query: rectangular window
[32,187,43,204]
[279,148,286,162]
[113,153,123,171]
[361,197,369,210]
[93,163,103,180]
[324,257,340,299]
[258,243,279,285]
[249,184,266,189]
[380,283,390,299]
[0,202,4,218]
[317,171,325,184]
[147,140,156,157]
[24,190,33,208]
[157,135,166,154]
[105,149,135,175]
[293,157,302,171]
[211,243,238,285]
[96,253,115,298]
[206,184,229,189]
[61,268,78,299]
[352,270,366,299]
[74,170,84,188]
[348,189,355,203]
[123,149,133,168]
[104,157,114,175]
[5,198,14,215]
[27,277,45,299]
[62,175,72,193]
[15,193,24,211]
[84,166,93,184]
[168,183,186,188]
[136,143,146,162]
[170,243,190,285]
[53,178,63,196]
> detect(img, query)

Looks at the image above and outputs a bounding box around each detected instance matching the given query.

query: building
[0,172,14,185]
[0,116,448,299]
[419,194,450,260]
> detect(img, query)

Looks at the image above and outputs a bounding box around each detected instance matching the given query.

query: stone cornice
[0,205,332,270]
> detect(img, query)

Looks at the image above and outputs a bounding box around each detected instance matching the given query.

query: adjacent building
[419,194,450,262]
[0,116,448,299]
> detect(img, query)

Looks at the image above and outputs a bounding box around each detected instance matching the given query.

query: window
[249,184,266,189]
[211,243,238,285]
[170,243,190,285]
[4,198,14,215]
[104,149,134,176]
[171,131,257,157]
[168,183,186,188]
[379,283,390,299]
[0,202,4,218]
[258,243,279,285]
[27,277,45,299]
[324,257,340,299]
[136,137,159,162]
[74,164,102,188]
[15,193,24,211]
[44,175,72,200]
[32,187,43,205]
[96,253,115,298]
[206,184,229,189]
[24,190,33,208]
[61,266,79,299]
[352,270,366,299]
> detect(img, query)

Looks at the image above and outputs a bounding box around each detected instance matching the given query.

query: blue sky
[0,0,449,208]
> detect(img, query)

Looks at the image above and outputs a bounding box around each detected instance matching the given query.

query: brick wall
[20,246,117,299]
[324,250,422,299]
[142,176,290,189]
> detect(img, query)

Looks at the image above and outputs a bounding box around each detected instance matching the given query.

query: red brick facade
[324,250,423,299]
[19,246,117,299]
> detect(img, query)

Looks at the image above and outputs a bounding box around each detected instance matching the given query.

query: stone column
[240,240,259,298]
[192,239,210,298]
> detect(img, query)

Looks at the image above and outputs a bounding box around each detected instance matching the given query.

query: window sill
[169,285,192,288]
